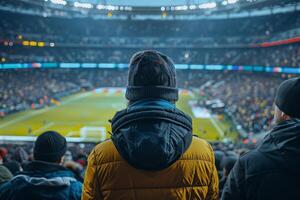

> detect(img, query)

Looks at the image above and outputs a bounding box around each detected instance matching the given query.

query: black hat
[125,50,178,102]
[34,131,67,163]
[275,77,300,119]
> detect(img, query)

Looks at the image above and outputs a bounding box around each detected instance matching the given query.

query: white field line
[66,131,79,137]
[30,122,55,136]
[0,93,91,129]
[209,117,224,138]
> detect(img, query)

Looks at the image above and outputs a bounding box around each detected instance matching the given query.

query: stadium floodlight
[189,5,197,10]
[227,0,239,4]
[124,6,132,11]
[222,1,228,5]
[174,5,188,11]
[74,2,93,9]
[106,5,119,11]
[50,0,67,6]
[96,4,120,11]
[96,4,105,9]
[198,2,217,9]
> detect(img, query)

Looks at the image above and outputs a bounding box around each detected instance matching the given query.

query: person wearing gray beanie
[82,50,219,200]
[222,77,300,200]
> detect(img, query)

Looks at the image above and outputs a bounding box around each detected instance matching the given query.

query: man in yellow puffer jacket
[82,50,219,200]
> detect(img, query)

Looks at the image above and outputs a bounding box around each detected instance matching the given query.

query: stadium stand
[1,0,300,199]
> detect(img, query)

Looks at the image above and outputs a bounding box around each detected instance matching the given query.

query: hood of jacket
[12,161,78,187]
[258,119,300,172]
[111,99,193,171]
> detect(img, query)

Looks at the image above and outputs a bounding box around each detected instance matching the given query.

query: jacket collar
[258,119,300,171]
[21,161,74,177]
[128,99,175,110]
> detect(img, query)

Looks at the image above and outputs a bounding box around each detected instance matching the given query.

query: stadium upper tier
[0,10,300,67]
[1,0,299,18]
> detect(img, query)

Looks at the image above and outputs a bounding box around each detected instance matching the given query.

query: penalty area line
[209,117,224,138]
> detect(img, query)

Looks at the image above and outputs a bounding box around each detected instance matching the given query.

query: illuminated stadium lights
[22,41,29,46]
[74,2,93,9]
[30,41,37,46]
[124,6,133,11]
[96,4,105,9]
[228,0,239,4]
[50,0,67,6]
[96,4,128,11]
[107,5,118,11]
[198,2,217,9]
[49,42,55,47]
[174,5,188,11]
[222,0,239,5]
[189,5,197,10]
[38,42,45,47]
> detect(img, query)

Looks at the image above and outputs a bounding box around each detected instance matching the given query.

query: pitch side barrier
[1,63,300,74]
[0,135,102,143]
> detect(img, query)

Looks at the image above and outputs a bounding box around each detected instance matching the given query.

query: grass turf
[0,90,236,141]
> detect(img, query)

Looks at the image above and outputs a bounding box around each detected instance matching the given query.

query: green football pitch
[0,88,236,142]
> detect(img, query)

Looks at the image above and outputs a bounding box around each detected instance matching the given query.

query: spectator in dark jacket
[222,77,300,200]
[0,131,82,200]
[219,156,237,195]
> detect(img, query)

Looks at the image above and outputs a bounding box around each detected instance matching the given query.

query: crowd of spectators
[0,132,249,199]
[0,68,290,135]
[2,44,300,67]
[193,72,285,134]
[1,10,299,40]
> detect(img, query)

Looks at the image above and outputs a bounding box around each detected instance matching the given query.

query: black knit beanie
[34,131,67,163]
[275,77,300,119]
[125,50,178,102]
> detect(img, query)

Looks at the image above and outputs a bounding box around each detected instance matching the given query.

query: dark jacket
[222,119,300,200]
[0,161,82,200]
[82,99,219,200]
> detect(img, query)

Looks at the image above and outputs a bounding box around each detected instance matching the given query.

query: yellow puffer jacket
[82,137,219,200]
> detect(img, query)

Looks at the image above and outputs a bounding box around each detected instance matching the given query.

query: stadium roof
[83,0,197,6]
[2,0,300,19]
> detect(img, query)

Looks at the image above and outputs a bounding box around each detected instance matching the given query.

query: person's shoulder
[180,136,214,163]
[238,148,264,165]
[69,180,82,197]
[235,148,277,177]
[89,139,122,165]
[0,180,14,198]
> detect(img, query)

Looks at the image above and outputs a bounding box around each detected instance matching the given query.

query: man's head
[273,77,300,124]
[34,131,67,163]
[125,50,178,104]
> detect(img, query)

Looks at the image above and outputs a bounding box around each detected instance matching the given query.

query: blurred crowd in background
[0,69,290,135]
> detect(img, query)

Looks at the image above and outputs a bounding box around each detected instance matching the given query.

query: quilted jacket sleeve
[82,149,98,200]
[205,143,219,200]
